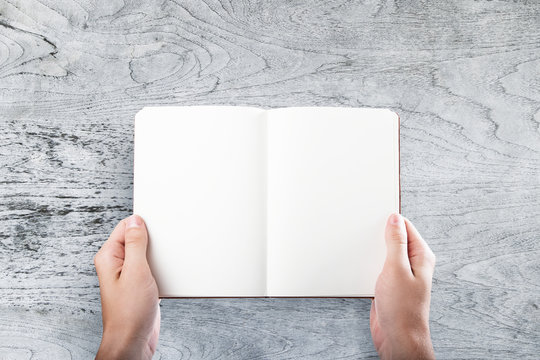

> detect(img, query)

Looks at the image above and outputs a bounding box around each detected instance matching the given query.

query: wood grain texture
[0,0,539,358]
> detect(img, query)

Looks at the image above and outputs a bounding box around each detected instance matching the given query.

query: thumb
[384,213,411,271]
[123,214,149,270]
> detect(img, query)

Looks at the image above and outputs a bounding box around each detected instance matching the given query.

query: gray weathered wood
[1,0,539,358]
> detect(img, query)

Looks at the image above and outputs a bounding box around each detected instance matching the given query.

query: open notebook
[133,106,400,297]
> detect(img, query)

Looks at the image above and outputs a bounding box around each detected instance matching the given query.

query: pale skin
[370,213,436,359]
[94,213,435,359]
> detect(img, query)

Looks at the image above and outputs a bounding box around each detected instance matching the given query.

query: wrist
[388,325,434,360]
[97,330,152,360]
[404,329,434,360]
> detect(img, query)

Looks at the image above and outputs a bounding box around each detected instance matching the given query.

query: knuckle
[385,261,411,278]
[416,278,432,293]
[94,245,113,269]
[420,252,435,266]
[425,250,436,267]
[124,227,146,247]
[93,251,103,267]
[125,226,144,239]
[390,231,406,243]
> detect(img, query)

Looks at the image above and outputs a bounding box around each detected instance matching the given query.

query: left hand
[94,214,160,360]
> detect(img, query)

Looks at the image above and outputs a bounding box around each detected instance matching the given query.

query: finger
[369,299,377,330]
[384,213,411,272]
[122,214,150,273]
[369,299,381,344]
[94,219,126,282]
[148,304,161,353]
[403,217,436,279]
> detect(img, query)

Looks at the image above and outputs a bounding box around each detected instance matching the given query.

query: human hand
[370,214,436,360]
[94,215,160,360]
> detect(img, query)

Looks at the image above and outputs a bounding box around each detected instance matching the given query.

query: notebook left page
[134,106,267,297]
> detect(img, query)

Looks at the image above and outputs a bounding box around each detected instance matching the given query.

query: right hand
[370,213,436,359]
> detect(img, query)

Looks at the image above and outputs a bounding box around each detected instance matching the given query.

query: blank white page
[266,107,399,297]
[134,106,266,297]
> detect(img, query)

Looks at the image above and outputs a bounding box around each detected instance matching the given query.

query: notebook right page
[266,107,399,297]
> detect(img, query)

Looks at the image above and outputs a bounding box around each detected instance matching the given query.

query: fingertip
[126,214,145,229]
[123,214,149,267]
[383,213,411,274]
[385,213,406,243]
[386,213,406,234]
[124,214,148,241]
[388,213,401,226]
[125,218,147,241]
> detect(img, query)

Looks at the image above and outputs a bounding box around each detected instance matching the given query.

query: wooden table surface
[1,1,539,358]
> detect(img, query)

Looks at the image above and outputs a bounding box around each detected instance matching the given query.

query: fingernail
[389,213,402,225]
[126,214,142,229]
